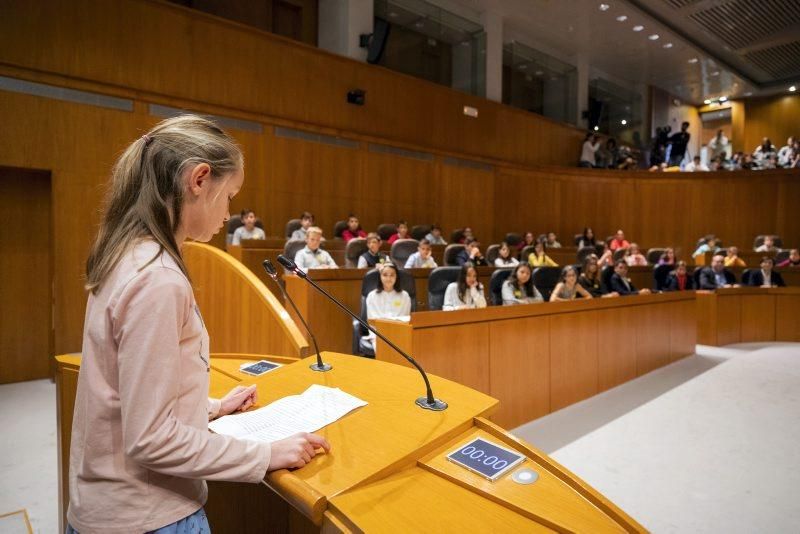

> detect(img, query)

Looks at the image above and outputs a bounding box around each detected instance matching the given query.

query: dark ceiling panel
[744,40,800,80]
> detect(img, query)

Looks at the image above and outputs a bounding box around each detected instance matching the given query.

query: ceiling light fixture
[648,34,659,40]
[719,96,728,102]
[663,42,673,48]
[594,126,599,131]
[688,57,698,63]
[633,25,644,31]
[599,4,610,11]
[389,12,398,18]
[616,15,627,21]
[535,70,544,75]
[744,92,753,96]
[703,99,711,104]
[790,85,797,92]
[621,119,627,125]
[710,71,720,76]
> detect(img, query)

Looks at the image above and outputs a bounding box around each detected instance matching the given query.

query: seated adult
[665,261,695,291]
[387,221,410,244]
[425,224,447,245]
[724,246,746,267]
[658,248,676,266]
[456,239,488,266]
[405,239,438,269]
[624,243,647,266]
[578,254,617,297]
[609,260,651,296]
[550,265,593,302]
[609,230,630,251]
[294,227,337,270]
[443,265,487,310]
[518,231,536,251]
[747,257,786,287]
[528,241,558,268]
[755,235,778,253]
[577,227,596,249]
[698,254,737,289]
[501,263,543,305]
[778,249,800,268]
[494,241,519,268]
[342,214,367,242]
[357,233,390,269]
[684,156,709,172]
[362,264,411,352]
[290,211,314,241]
[232,208,265,245]
[545,232,562,249]
[693,235,720,258]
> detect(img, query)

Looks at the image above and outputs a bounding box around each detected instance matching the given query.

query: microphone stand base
[309,362,333,372]
[416,397,448,411]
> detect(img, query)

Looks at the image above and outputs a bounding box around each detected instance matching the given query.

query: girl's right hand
[268,432,331,471]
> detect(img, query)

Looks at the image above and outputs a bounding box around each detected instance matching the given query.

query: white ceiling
[424,0,800,104]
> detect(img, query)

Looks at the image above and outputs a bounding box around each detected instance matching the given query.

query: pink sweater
[68,240,271,533]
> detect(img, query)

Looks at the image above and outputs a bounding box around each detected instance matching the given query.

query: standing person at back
[290,211,315,241]
[295,227,337,269]
[669,121,691,166]
[580,132,600,167]
[342,214,366,242]
[68,115,329,534]
[232,208,266,244]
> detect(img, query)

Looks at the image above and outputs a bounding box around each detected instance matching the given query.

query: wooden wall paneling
[669,298,697,362]
[549,312,598,412]
[738,294,776,343]
[488,316,551,428]
[776,179,800,247]
[0,168,52,383]
[596,306,638,392]
[437,162,496,243]
[413,323,491,394]
[715,295,742,346]
[743,95,800,154]
[775,293,800,341]
[634,303,671,375]
[696,292,718,346]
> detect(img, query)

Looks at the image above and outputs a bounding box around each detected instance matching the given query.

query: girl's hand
[219,385,258,416]
[268,432,331,471]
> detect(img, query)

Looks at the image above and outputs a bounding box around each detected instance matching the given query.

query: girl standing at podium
[68,115,329,534]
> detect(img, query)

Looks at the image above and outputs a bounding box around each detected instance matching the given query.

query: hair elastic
[141,134,153,146]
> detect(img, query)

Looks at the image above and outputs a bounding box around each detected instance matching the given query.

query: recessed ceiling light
[648,34,659,40]
[519,64,527,70]
[633,25,644,31]
[719,96,728,102]
[599,4,610,11]
[688,57,698,63]
[710,71,720,76]
[616,15,627,21]
[593,126,599,131]
[790,85,797,92]
[663,42,673,48]
[460,41,470,47]
[703,99,711,104]
[744,92,753,96]
[414,20,425,28]
[388,11,398,18]
[621,119,627,125]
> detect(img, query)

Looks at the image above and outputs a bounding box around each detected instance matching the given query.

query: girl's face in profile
[183,165,243,243]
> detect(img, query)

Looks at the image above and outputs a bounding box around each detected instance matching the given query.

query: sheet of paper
[208,384,367,443]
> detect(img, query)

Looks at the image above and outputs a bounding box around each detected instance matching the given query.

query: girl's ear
[187,163,212,196]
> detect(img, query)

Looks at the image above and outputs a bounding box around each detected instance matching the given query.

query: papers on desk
[208,384,367,443]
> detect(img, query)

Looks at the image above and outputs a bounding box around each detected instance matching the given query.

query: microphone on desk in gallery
[276,254,448,412]
[263,259,332,372]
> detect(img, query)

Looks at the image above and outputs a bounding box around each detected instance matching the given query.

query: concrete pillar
[318,0,373,62]
[575,54,589,130]
[481,10,503,102]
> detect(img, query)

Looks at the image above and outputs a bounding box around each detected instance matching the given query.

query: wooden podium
[56,352,645,533]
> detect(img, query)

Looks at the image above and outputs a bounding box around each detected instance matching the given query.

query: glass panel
[374,0,486,96]
[588,78,643,139]
[502,42,577,125]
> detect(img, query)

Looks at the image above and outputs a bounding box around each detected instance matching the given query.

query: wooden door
[0,167,52,383]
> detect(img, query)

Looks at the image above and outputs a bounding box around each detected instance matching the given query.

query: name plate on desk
[446,438,524,481]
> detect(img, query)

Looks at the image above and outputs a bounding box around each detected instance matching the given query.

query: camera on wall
[347,89,366,106]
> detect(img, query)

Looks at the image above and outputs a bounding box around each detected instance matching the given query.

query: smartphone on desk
[239,360,282,376]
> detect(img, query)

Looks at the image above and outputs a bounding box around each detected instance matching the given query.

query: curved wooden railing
[183,242,309,358]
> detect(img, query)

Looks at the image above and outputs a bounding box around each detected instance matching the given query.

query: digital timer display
[446,438,525,481]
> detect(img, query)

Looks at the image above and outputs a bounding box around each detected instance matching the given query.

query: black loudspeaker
[367,17,391,64]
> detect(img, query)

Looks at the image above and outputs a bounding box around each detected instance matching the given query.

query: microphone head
[277,255,296,270]
[262,259,277,276]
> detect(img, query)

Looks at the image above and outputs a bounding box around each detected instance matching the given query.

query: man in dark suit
[699,254,737,289]
[609,260,651,296]
[747,257,786,287]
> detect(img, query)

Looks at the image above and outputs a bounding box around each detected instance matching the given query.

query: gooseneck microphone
[262,259,332,372]
[276,254,447,411]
